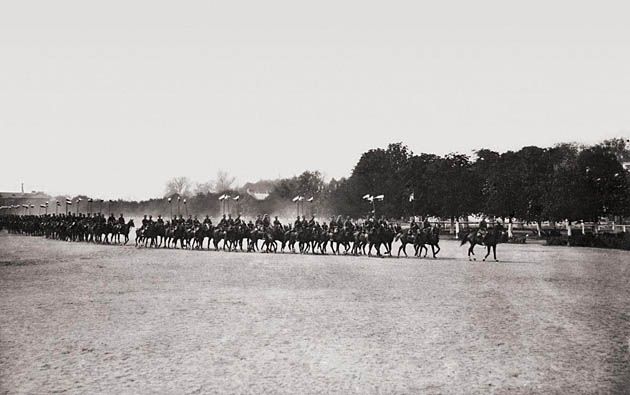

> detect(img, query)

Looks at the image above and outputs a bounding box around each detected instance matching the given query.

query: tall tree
[164,176,192,198]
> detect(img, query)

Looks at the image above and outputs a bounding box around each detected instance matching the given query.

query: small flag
[22,204,29,208]
[362,194,371,200]
[375,194,384,201]
[233,195,240,201]
[307,197,313,202]
[30,205,34,208]
[168,197,172,202]
[88,198,93,202]
[183,199,187,204]
[409,192,414,202]
[66,199,72,205]
[219,195,225,201]
[40,204,46,208]
[292,196,299,202]
[78,198,82,202]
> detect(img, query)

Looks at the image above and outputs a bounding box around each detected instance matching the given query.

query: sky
[1,0,629,200]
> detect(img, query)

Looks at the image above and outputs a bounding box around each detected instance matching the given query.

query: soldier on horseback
[107,213,116,225]
[118,213,125,226]
[218,214,228,228]
[294,216,302,230]
[478,216,488,239]
[203,215,212,226]
[344,216,354,232]
[157,215,164,225]
[273,216,282,228]
[410,217,418,232]
[262,214,271,228]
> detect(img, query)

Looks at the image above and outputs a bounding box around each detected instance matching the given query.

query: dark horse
[115,219,134,245]
[460,225,505,261]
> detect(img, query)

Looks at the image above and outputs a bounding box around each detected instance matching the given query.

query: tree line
[57,138,629,223]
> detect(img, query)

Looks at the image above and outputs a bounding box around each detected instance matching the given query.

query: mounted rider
[156,215,164,225]
[107,213,117,225]
[218,214,228,228]
[117,213,125,226]
[273,216,282,228]
[409,217,418,232]
[294,216,302,230]
[262,214,271,228]
[203,215,212,226]
[477,216,488,239]
[344,216,355,232]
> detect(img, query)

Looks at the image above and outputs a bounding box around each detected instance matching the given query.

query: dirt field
[1,233,629,394]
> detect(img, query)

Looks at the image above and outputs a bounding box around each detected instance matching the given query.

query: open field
[1,233,629,394]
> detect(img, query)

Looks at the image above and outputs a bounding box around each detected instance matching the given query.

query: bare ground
[0,233,629,394]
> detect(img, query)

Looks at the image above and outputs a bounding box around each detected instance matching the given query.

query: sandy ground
[0,233,629,394]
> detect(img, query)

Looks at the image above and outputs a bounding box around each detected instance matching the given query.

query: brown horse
[460,225,505,261]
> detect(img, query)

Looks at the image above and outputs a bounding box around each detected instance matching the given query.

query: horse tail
[459,234,468,246]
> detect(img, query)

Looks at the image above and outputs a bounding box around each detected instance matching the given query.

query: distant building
[0,191,50,211]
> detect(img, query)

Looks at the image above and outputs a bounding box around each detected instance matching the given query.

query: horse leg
[469,244,476,261]
[483,245,491,261]
[493,245,498,261]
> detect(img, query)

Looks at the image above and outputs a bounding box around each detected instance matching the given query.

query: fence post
[507,220,513,239]
[455,219,460,239]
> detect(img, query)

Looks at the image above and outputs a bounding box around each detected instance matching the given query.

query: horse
[116,219,134,245]
[367,226,384,257]
[414,225,441,258]
[351,228,368,255]
[395,229,416,257]
[460,225,505,261]
[330,228,352,255]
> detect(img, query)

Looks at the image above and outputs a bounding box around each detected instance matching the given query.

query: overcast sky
[1,0,629,200]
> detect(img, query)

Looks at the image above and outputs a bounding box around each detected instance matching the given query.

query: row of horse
[134,222,442,257]
[3,218,504,260]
